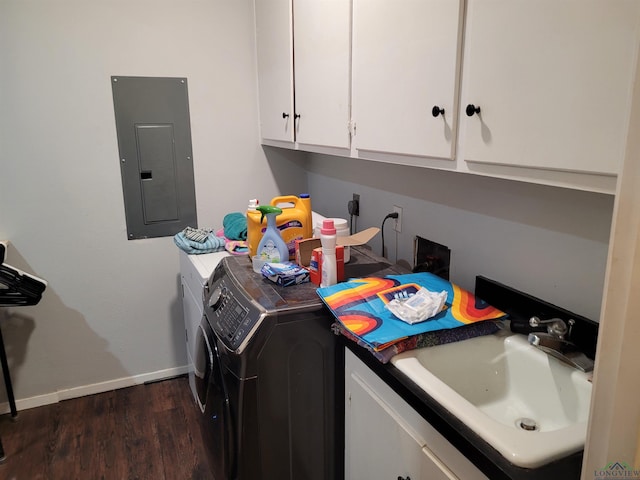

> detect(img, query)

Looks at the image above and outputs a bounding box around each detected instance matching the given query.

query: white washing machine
[179,249,229,402]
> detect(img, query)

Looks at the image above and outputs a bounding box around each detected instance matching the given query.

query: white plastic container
[315,217,350,262]
[320,219,337,287]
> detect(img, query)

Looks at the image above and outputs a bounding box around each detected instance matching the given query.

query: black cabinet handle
[432,106,445,117]
[294,113,301,119]
[397,476,411,480]
[466,104,481,116]
[282,112,289,119]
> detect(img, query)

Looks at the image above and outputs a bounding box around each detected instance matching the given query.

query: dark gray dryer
[194,247,396,480]
[195,255,333,480]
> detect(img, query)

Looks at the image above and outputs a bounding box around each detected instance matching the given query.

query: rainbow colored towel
[317,272,506,351]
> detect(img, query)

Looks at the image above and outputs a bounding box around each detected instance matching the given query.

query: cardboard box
[295,226,379,286]
[295,226,380,267]
[295,237,322,267]
[309,246,345,286]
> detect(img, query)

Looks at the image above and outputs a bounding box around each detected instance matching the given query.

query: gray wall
[305,153,614,322]
[0,1,307,407]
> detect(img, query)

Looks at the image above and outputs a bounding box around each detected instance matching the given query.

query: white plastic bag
[385,287,447,324]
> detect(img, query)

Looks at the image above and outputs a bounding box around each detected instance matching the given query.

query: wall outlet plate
[393,205,402,232]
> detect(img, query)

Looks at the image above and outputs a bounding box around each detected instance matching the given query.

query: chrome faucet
[527,317,594,372]
[529,315,572,338]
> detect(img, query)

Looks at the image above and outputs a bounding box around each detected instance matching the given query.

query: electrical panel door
[112,76,197,239]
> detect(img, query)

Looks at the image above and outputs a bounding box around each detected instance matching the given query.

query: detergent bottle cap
[321,219,336,235]
[257,205,283,223]
[248,199,259,210]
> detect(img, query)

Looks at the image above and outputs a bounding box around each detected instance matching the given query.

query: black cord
[381,212,399,258]
[347,199,359,234]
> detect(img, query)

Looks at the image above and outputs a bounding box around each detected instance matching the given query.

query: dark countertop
[221,245,402,314]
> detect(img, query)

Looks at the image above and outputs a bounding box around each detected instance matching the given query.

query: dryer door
[194,319,212,412]
[196,318,235,479]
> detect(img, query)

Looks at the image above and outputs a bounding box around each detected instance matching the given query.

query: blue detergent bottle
[256,205,290,263]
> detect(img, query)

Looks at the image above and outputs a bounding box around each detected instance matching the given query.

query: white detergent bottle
[320,219,337,287]
[256,205,289,263]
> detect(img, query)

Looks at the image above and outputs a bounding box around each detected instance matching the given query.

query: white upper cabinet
[351,0,462,159]
[293,0,351,149]
[254,0,640,192]
[255,0,295,144]
[254,0,351,149]
[460,0,640,176]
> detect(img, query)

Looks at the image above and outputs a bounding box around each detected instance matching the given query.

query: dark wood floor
[0,376,215,480]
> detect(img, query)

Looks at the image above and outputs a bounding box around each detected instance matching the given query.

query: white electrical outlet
[393,205,402,233]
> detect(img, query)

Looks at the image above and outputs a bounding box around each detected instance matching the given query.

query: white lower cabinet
[345,349,488,480]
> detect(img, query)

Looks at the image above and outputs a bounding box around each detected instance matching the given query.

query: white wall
[0,0,307,407]
[305,153,613,322]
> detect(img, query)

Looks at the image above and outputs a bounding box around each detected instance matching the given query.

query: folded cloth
[183,226,213,243]
[173,231,225,254]
[332,320,503,363]
[317,272,506,351]
[223,212,248,240]
[225,240,249,255]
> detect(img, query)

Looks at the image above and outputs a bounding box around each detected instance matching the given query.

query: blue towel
[173,231,226,254]
[223,212,248,240]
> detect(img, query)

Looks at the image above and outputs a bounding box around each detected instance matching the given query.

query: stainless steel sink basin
[390,329,593,468]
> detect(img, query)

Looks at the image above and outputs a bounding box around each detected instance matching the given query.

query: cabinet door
[421,445,457,480]
[293,0,351,149]
[345,350,488,480]
[352,0,462,159]
[346,371,425,480]
[255,0,295,143]
[461,0,640,175]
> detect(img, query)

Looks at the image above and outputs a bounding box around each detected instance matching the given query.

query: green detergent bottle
[256,205,290,263]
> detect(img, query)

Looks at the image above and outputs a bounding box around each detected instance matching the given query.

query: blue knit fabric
[223,212,248,240]
[173,231,226,254]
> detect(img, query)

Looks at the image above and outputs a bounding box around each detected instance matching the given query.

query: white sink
[390,330,593,468]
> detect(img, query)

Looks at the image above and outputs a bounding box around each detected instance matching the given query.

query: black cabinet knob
[294,113,301,119]
[282,112,289,119]
[432,106,445,117]
[397,477,411,480]
[466,104,481,116]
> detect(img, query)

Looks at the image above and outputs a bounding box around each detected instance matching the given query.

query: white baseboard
[0,365,189,414]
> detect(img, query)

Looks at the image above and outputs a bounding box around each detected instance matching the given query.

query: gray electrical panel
[111,76,197,239]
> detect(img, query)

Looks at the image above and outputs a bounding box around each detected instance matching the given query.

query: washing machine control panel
[206,280,256,351]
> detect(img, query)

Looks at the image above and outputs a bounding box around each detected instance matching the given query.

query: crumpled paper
[385,287,447,324]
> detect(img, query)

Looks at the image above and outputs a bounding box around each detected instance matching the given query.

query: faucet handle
[567,318,575,339]
[529,316,569,338]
